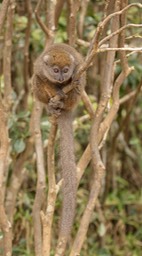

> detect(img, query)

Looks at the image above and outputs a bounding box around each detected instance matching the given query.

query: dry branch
[54,0,65,28]
[41,117,57,256]
[77,65,133,186]
[110,77,142,143]
[70,2,121,254]
[45,0,57,46]
[5,139,33,223]
[23,0,33,107]
[98,47,142,52]
[67,0,79,46]
[0,0,10,34]
[0,107,10,251]
[3,0,15,109]
[100,67,133,142]
[0,103,9,187]
[115,50,142,65]
[99,24,142,47]
[78,0,89,38]
[45,0,56,33]
[77,144,91,183]
[81,3,142,72]
[0,1,15,254]
[76,1,141,186]
[0,191,12,256]
[34,0,54,40]
[119,89,141,105]
[117,0,128,92]
[31,100,46,256]
[81,90,96,118]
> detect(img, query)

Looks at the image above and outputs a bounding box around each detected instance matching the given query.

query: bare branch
[34,0,54,40]
[118,0,129,73]
[99,24,142,47]
[78,0,89,38]
[54,0,65,28]
[110,77,142,142]
[70,2,121,254]
[31,99,46,256]
[0,191,12,256]
[81,3,142,72]
[119,88,142,105]
[0,2,15,251]
[0,102,9,189]
[115,50,142,64]
[5,139,33,224]
[0,0,10,34]
[67,0,80,46]
[99,67,133,143]
[98,47,142,52]
[77,144,91,183]
[45,0,57,46]
[76,38,90,47]
[81,90,96,118]
[126,35,142,40]
[42,117,57,256]
[97,3,142,34]
[3,0,15,110]
[23,0,33,107]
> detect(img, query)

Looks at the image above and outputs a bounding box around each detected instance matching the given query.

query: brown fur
[32,43,86,250]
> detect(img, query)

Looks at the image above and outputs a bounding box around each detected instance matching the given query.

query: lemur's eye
[63,68,69,73]
[53,68,59,73]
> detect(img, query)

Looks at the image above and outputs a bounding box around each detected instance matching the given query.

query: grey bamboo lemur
[32,43,86,243]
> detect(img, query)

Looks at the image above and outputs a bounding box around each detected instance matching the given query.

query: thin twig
[98,47,142,52]
[119,88,141,105]
[115,50,142,64]
[99,24,142,47]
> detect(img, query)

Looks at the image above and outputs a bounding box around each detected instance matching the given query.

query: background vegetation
[0,0,142,255]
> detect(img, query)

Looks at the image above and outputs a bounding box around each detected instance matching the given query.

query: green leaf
[14,139,26,154]
[98,223,106,237]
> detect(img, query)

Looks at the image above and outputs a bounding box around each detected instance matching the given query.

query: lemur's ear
[69,54,75,63]
[43,55,50,64]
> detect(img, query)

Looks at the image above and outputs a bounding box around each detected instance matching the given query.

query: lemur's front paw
[47,97,64,117]
[49,97,64,109]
